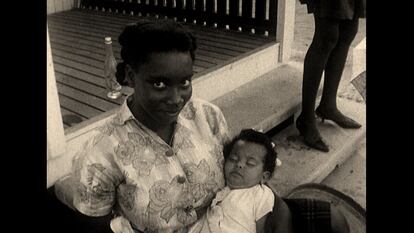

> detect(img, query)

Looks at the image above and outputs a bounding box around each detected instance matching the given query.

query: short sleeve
[254,185,275,220]
[72,131,124,217]
[200,100,231,146]
[213,104,231,145]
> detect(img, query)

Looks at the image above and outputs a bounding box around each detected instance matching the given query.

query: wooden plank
[55,72,125,105]
[50,28,211,70]
[50,43,104,68]
[58,93,103,118]
[52,54,104,78]
[196,50,231,62]
[60,107,88,127]
[53,63,106,87]
[48,23,236,65]
[57,82,119,112]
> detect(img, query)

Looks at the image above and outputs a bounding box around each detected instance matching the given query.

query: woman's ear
[124,64,136,88]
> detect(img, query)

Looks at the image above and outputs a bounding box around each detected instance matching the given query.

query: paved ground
[322,138,366,209]
[292,1,366,209]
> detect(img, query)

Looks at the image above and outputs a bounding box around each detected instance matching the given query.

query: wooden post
[276,0,295,63]
[47,25,66,161]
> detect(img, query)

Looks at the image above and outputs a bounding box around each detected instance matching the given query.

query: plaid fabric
[284,198,332,233]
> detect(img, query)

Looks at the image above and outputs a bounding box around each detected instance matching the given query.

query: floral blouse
[72,97,230,233]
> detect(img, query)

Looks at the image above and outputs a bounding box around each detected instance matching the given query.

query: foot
[315,107,362,129]
[296,115,330,152]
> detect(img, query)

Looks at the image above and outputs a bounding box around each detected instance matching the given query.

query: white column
[276,0,296,63]
[47,24,66,161]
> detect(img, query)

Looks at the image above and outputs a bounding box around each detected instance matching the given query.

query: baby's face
[224,140,270,190]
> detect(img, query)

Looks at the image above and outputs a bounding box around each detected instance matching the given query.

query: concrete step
[267,97,366,197]
[194,43,280,102]
[213,63,303,136]
[322,138,366,209]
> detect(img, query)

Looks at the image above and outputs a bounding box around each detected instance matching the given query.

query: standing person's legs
[298,16,340,152]
[316,18,362,128]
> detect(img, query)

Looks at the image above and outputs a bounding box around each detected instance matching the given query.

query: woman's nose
[237,161,244,169]
[166,88,183,106]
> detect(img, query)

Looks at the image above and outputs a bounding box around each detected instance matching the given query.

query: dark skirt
[284,198,332,233]
[299,0,366,20]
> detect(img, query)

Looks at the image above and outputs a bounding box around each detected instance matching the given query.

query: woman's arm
[265,193,294,233]
[257,213,271,233]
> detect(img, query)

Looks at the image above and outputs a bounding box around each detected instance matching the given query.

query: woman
[71,19,231,233]
[297,0,366,152]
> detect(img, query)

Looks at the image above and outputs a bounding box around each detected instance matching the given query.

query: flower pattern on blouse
[182,101,197,120]
[132,149,157,176]
[72,98,229,231]
[77,163,115,205]
[183,159,218,206]
[97,119,116,136]
[203,105,219,136]
[115,141,135,166]
[209,145,225,170]
[174,123,196,150]
[118,183,137,211]
[146,176,197,227]
[128,132,169,167]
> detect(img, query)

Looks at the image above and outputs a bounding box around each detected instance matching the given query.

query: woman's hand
[110,216,135,233]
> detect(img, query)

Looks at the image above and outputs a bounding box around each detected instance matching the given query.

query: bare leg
[297,16,340,152]
[316,18,362,129]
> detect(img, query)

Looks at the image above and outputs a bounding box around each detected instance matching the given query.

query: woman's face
[224,140,270,190]
[128,51,193,127]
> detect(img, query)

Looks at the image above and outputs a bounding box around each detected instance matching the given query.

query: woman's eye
[153,81,166,89]
[181,79,191,87]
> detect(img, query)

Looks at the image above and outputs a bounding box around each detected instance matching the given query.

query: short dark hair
[223,129,278,176]
[115,18,197,85]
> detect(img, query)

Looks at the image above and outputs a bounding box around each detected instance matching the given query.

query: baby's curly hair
[115,18,197,85]
[223,129,278,176]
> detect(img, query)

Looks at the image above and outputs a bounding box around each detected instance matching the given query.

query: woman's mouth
[165,110,181,117]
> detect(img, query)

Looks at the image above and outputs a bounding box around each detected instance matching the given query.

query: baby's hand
[110,216,135,233]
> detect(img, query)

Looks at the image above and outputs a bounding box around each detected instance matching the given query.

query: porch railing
[80,0,278,36]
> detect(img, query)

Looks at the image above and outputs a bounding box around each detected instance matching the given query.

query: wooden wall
[47,0,78,14]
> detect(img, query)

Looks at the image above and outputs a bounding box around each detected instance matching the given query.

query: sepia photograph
[46,0,366,232]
